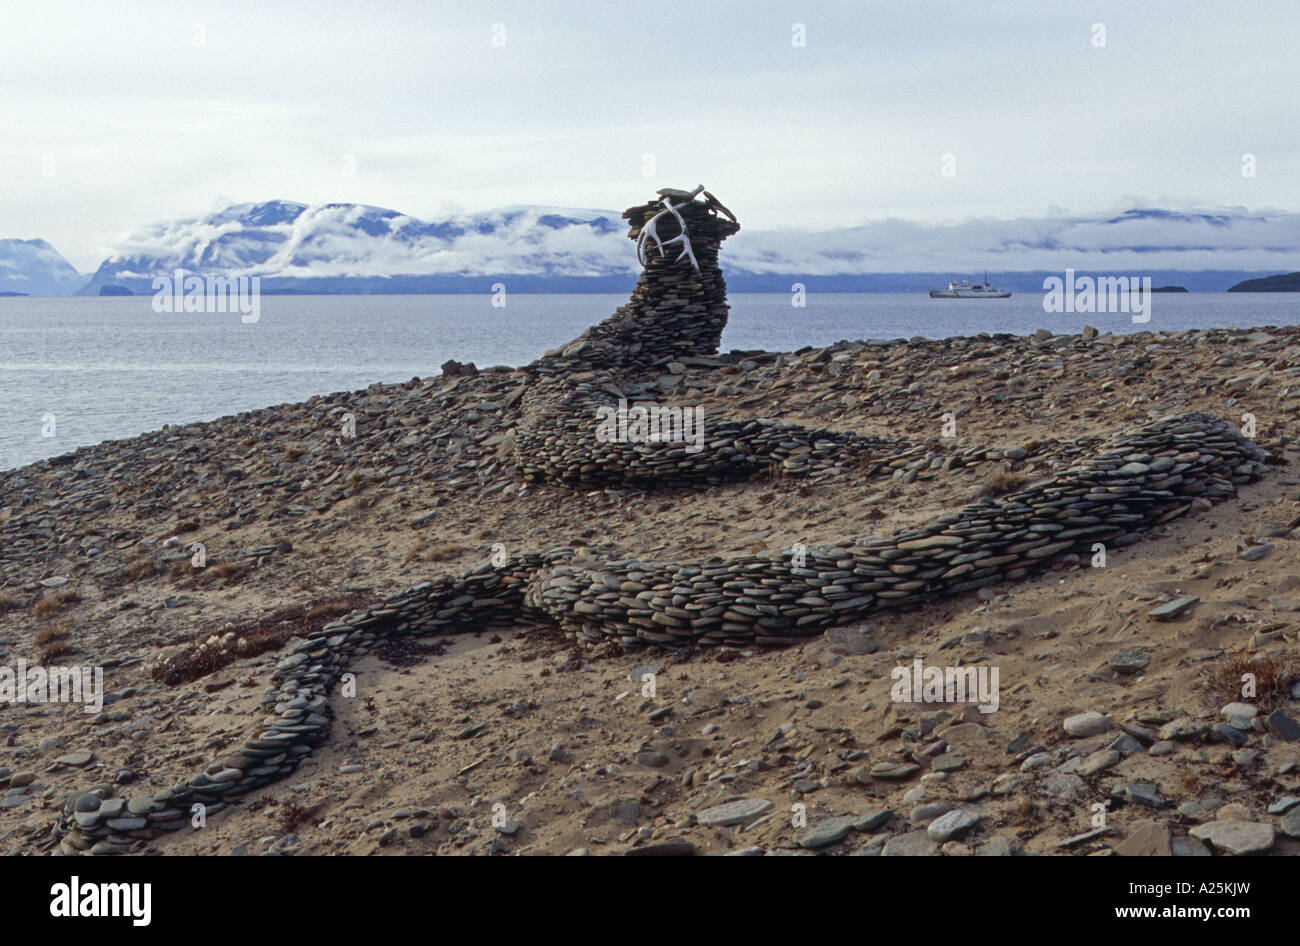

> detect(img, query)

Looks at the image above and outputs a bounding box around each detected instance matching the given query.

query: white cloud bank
[94,202,1300,282]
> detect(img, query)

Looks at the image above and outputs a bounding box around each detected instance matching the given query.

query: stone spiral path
[52,191,1271,854]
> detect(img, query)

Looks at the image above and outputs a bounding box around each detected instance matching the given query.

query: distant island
[1128,285,1188,293]
[98,285,133,296]
[0,290,29,297]
[1228,272,1300,292]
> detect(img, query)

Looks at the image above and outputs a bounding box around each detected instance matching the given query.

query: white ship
[929,274,1011,298]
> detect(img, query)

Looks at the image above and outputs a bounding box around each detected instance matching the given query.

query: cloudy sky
[3,0,1299,271]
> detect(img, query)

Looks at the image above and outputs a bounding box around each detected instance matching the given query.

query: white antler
[636,184,706,272]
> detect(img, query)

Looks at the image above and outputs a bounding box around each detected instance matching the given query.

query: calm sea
[2,292,1298,471]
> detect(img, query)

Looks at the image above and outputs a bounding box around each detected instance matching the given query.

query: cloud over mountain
[43,200,1300,295]
[723,209,1300,277]
[81,201,630,294]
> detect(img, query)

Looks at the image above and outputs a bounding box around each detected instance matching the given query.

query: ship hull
[929,290,1012,298]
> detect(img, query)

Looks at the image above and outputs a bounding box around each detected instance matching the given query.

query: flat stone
[1171,836,1211,856]
[1221,702,1259,720]
[851,808,892,832]
[1042,772,1087,798]
[1108,734,1144,753]
[601,799,642,825]
[866,762,921,781]
[796,815,857,849]
[1063,711,1112,738]
[105,816,148,831]
[1057,827,1109,848]
[1211,723,1248,747]
[895,535,965,551]
[942,723,991,745]
[52,750,94,768]
[1078,749,1121,776]
[881,829,939,856]
[992,774,1026,795]
[1178,795,1225,821]
[1119,721,1158,744]
[1280,808,1300,839]
[624,837,696,856]
[126,796,164,816]
[452,721,487,740]
[696,798,774,827]
[1266,796,1300,815]
[1232,748,1261,767]
[1108,650,1150,674]
[635,749,669,768]
[1189,820,1275,855]
[1265,710,1300,742]
[910,802,953,824]
[926,809,980,842]
[1021,752,1053,772]
[1005,730,1032,753]
[977,838,1014,856]
[1239,544,1273,562]
[1125,783,1166,808]
[1217,802,1254,821]
[1148,596,1199,621]
[90,840,134,855]
[1158,717,1208,741]
[931,753,966,773]
[1115,822,1172,856]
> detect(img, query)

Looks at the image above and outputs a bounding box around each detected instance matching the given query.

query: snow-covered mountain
[0,239,82,295]
[79,200,631,295]
[29,200,1300,295]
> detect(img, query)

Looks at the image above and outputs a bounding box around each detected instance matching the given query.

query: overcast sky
[3,0,1299,271]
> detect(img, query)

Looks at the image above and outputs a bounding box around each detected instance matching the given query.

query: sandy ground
[3,323,1300,855]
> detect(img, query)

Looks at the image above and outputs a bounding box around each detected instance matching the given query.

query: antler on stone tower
[620,185,740,364]
[531,187,740,376]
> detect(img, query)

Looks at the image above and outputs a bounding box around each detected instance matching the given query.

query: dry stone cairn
[52,189,1273,854]
[514,187,908,487]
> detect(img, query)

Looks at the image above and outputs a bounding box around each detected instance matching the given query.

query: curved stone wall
[53,411,1267,853]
